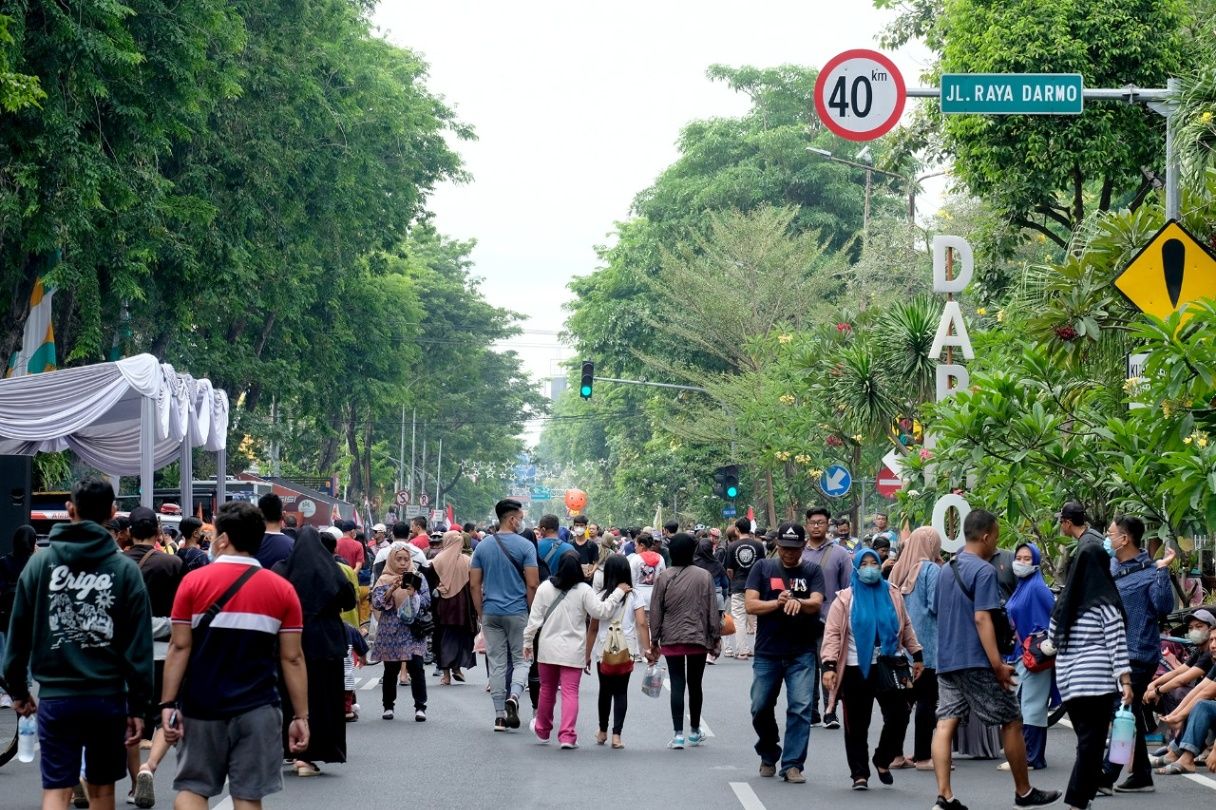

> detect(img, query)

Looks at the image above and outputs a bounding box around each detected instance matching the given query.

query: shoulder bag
[1021,629,1055,672]
[493,533,528,584]
[195,566,259,635]
[949,558,1016,657]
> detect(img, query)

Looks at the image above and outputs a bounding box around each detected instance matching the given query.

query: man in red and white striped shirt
[160,501,308,810]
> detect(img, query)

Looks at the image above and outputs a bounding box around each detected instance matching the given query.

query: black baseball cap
[1057,502,1087,524]
[776,523,807,548]
[128,506,159,540]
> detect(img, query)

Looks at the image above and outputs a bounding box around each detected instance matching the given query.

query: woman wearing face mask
[821,547,924,790]
[1000,542,1056,772]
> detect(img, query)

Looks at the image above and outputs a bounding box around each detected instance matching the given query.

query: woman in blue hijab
[821,547,924,790]
[1003,542,1055,770]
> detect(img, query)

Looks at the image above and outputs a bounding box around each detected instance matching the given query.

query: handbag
[873,654,914,694]
[397,591,434,637]
[1021,629,1055,672]
[721,612,736,636]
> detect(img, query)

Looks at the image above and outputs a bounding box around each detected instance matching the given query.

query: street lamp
[807,147,946,233]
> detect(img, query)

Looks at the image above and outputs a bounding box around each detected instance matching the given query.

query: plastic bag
[473,630,486,654]
[640,662,666,698]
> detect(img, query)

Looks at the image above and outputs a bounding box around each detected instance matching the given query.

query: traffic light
[712,464,740,500]
[579,361,594,399]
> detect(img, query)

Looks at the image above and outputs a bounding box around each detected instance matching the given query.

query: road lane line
[729,782,766,810]
[661,677,715,737]
[360,677,381,691]
[214,795,233,810]
[1184,773,1216,791]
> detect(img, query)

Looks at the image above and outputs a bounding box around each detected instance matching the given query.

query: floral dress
[371,582,430,661]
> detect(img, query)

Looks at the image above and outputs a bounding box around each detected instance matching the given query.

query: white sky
[374,1,942,439]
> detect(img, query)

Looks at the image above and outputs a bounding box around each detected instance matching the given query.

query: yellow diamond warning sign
[1114,220,1216,320]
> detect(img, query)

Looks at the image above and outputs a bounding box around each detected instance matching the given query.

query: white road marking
[1184,773,1216,791]
[360,676,381,691]
[1056,716,1073,729]
[213,795,233,810]
[729,782,766,810]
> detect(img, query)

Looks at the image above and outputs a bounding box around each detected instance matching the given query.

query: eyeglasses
[807,519,828,526]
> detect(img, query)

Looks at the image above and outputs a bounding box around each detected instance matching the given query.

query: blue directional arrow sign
[819,464,853,498]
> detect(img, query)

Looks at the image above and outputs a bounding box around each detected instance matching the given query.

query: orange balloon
[564,488,587,513]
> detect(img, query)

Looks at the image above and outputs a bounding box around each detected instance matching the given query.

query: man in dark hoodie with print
[1,478,154,810]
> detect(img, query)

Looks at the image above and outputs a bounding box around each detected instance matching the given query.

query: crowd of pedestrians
[0,483,1211,810]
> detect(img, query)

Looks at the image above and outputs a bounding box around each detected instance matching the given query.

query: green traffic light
[726,485,739,498]
[580,385,592,397]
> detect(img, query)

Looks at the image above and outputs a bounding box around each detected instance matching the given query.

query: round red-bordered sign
[814,49,906,142]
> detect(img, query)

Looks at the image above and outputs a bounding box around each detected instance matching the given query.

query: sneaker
[72,782,88,809]
[504,696,521,729]
[133,770,155,809]
[560,741,578,750]
[932,796,968,810]
[529,717,549,745]
[1113,778,1154,793]
[852,779,868,790]
[759,762,777,777]
[1014,787,1063,807]
[783,767,806,784]
[493,717,507,732]
[126,792,136,806]
[823,712,841,730]
[668,734,686,749]
[0,693,12,709]
[688,729,705,747]
[811,712,822,726]
[381,709,394,720]
[414,709,426,722]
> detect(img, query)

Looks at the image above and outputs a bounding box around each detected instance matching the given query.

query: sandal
[1149,754,1176,768]
[595,731,608,746]
[452,669,465,682]
[1154,762,1195,775]
[296,761,321,777]
[612,735,624,749]
[440,672,451,686]
[890,756,914,770]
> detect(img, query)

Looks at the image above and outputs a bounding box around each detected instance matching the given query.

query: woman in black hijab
[273,526,357,776]
[648,532,720,749]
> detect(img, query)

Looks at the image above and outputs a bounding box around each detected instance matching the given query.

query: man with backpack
[470,499,539,731]
[536,514,574,581]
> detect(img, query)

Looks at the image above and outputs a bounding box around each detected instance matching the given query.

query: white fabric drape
[0,353,229,475]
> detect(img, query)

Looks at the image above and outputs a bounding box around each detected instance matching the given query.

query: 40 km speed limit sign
[814,50,906,142]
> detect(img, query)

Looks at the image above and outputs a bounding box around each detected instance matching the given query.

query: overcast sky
[373,1,940,438]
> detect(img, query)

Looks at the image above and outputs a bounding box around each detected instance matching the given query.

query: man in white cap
[368,523,389,556]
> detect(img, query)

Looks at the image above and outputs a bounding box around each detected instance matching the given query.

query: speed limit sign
[814,49,906,142]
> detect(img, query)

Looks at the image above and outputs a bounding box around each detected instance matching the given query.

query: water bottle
[1109,707,1136,765]
[17,715,36,763]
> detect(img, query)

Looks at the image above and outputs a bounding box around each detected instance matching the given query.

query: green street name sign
[941,73,1083,115]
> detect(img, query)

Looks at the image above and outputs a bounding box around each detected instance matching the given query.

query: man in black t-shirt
[725,518,764,659]
[745,523,825,784]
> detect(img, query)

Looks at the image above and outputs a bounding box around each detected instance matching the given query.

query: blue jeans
[1179,700,1216,755]
[750,650,816,774]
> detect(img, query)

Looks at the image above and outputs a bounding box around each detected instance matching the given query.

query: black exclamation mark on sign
[1163,238,1185,309]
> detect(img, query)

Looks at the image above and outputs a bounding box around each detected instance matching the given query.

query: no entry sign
[814,49,906,142]
[876,463,903,499]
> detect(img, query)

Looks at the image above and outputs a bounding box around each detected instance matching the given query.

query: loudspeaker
[0,455,32,556]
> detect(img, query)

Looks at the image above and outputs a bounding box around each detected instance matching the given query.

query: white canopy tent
[0,353,230,510]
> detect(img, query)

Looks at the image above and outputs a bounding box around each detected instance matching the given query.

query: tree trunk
[765,468,777,528]
[345,402,362,501]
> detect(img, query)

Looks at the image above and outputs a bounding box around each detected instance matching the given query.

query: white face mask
[1188,628,1211,645]
[1012,561,1035,579]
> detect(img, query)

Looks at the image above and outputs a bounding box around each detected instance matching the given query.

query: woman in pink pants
[524,553,631,748]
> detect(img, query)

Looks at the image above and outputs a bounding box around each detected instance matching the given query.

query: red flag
[446,503,456,528]
[747,505,757,534]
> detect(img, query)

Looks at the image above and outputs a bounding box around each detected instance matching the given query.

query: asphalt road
[3,655,1216,809]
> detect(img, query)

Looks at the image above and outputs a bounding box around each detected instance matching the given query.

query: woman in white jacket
[524,552,631,748]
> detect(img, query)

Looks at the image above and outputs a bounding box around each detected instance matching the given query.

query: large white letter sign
[936,364,970,401]
[932,494,971,553]
[932,235,974,293]
[930,301,975,360]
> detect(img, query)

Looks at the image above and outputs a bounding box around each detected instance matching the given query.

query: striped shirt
[170,556,303,720]
[1048,604,1131,701]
